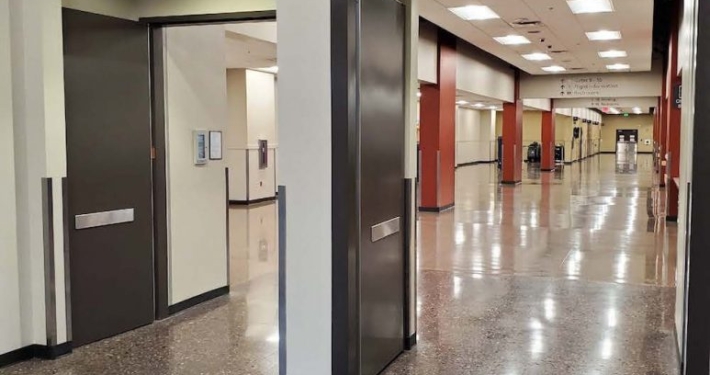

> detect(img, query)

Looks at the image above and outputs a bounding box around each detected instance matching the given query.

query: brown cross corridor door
[63,8,154,347]
[359,0,406,374]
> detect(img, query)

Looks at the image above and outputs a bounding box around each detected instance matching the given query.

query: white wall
[10,0,68,349]
[418,21,437,84]
[137,0,275,17]
[523,98,551,111]
[676,0,699,353]
[457,40,515,103]
[0,0,21,356]
[62,0,139,20]
[226,69,278,202]
[63,0,276,20]
[456,108,496,164]
[278,0,332,372]
[164,25,229,305]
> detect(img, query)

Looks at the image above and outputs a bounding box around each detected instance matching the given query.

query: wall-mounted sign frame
[209,131,223,160]
[193,130,208,165]
[258,139,268,169]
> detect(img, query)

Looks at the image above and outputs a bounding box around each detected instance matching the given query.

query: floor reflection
[385,154,679,375]
[4,202,280,375]
[4,155,679,375]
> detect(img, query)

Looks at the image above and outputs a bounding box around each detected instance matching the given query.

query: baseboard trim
[0,342,73,369]
[405,333,417,350]
[169,286,230,316]
[35,342,73,360]
[541,168,556,172]
[419,203,454,213]
[501,180,521,185]
[455,160,496,168]
[674,328,684,374]
[666,216,678,222]
[229,196,277,206]
[0,346,34,369]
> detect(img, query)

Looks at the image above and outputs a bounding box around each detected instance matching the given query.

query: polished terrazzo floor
[1,154,678,375]
[383,154,679,375]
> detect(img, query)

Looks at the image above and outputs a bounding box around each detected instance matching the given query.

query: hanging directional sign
[520,69,662,99]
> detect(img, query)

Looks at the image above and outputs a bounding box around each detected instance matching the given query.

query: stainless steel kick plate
[75,208,134,230]
[371,217,401,243]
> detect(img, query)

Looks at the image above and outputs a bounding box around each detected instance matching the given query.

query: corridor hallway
[0,155,678,375]
[384,154,679,374]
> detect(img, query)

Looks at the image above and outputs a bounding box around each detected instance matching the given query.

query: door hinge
[151,147,157,160]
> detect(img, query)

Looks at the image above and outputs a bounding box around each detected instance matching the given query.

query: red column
[541,101,556,171]
[666,3,681,220]
[659,84,668,187]
[502,71,523,184]
[653,98,660,173]
[419,31,456,211]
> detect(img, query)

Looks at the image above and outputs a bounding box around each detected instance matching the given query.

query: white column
[0,0,22,356]
[10,0,68,346]
[404,0,419,179]
[278,0,332,373]
[226,69,278,202]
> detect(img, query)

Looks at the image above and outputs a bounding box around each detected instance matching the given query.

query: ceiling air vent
[569,67,585,71]
[550,50,568,54]
[511,18,543,27]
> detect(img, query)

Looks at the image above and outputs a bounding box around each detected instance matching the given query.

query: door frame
[144,4,415,375]
[142,11,277,320]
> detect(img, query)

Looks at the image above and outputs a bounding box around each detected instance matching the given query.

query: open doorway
[152,19,281,366]
[49,3,411,374]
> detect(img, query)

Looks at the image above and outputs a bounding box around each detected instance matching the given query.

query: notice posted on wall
[209,131,222,160]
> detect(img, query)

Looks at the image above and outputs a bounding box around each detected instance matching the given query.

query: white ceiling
[224,21,277,70]
[420,0,654,75]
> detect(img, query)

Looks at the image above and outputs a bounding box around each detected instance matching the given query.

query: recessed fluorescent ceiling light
[607,63,630,70]
[494,35,531,45]
[542,65,566,72]
[567,0,614,14]
[586,30,621,41]
[449,5,500,20]
[489,106,498,110]
[522,52,552,61]
[633,107,642,114]
[599,50,627,58]
[456,100,469,105]
[608,108,620,114]
[473,103,485,108]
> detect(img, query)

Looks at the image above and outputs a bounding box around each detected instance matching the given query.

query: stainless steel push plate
[75,208,135,230]
[371,217,401,243]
